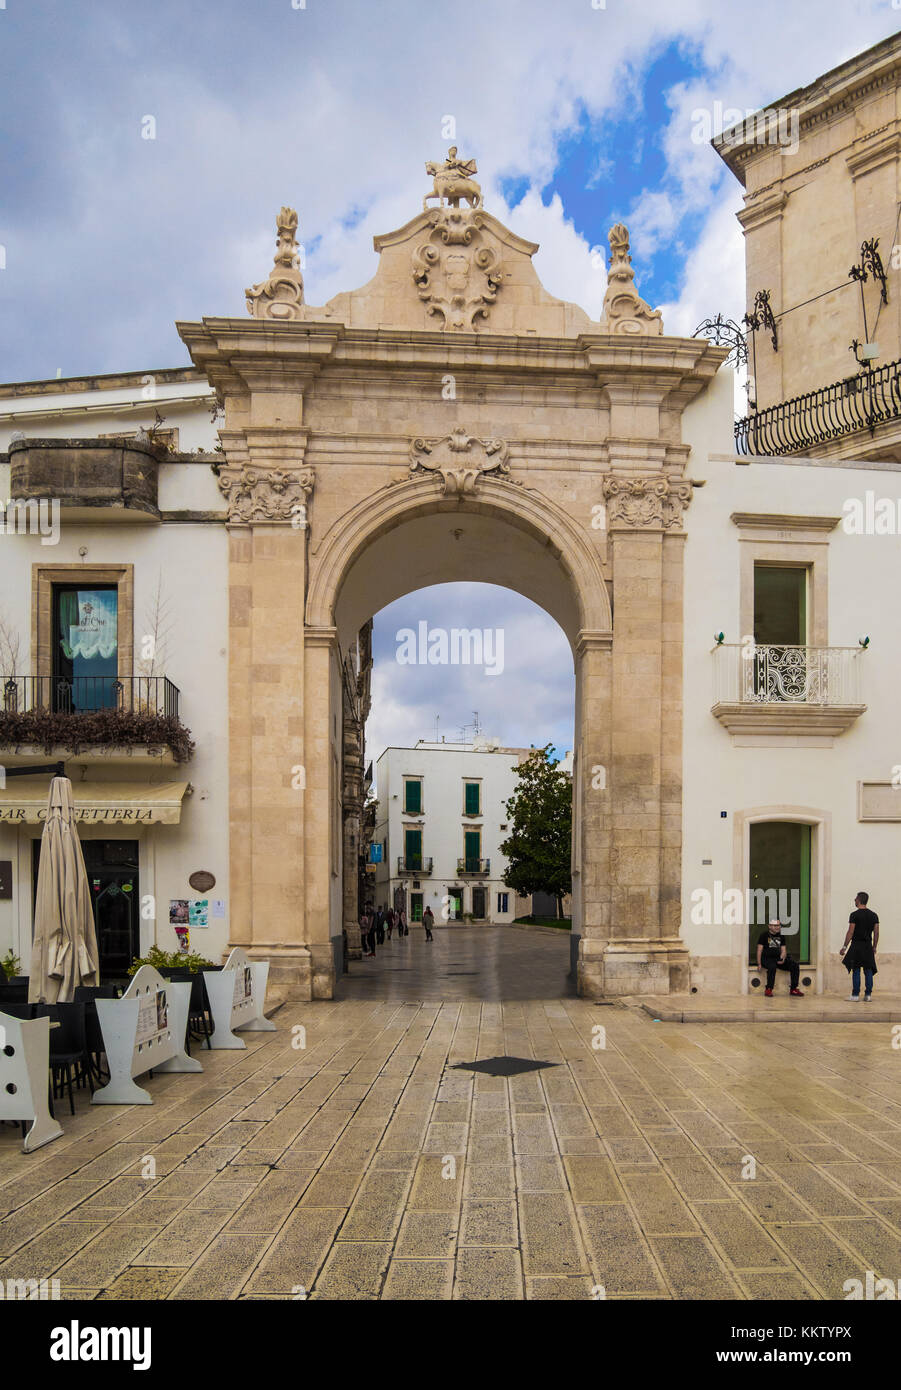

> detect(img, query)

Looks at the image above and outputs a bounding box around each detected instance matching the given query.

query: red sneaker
[764,987,773,997]
[790,988,804,997]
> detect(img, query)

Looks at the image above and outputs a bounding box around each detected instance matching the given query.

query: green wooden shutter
[464,782,480,815]
[464,830,480,870]
[404,780,422,813]
[405,828,422,869]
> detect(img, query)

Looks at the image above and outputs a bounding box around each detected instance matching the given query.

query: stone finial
[599,223,663,336]
[245,207,305,320]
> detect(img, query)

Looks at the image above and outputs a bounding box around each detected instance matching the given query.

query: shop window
[497,892,509,913]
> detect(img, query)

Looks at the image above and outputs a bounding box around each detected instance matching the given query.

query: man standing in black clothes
[840,891,879,1001]
[756,918,804,997]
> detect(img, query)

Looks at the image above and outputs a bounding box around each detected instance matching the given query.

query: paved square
[1,929,900,1300]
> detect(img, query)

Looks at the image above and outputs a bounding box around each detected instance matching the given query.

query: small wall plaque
[189,870,216,893]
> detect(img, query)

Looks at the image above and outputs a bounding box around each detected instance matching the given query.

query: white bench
[203,947,276,1049]
[0,1011,63,1152]
[92,965,202,1104]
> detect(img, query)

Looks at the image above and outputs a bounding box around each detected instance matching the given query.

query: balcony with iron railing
[457,857,490,876]
[0,675,193,764]
[711,644,867,740]
[734,357,901,457]
[397,856,433,875]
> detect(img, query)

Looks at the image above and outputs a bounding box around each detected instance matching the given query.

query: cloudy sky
[2,1,896,763]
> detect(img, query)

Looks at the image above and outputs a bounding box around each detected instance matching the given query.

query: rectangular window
[497,892,508,914]
[748,821,811,965]
[754,566,807,645]
[404,778,422,814]
[464,829,481,873]
[464,781,481,815]
[752,566,808,701]
[404,828,423,871]
[52,584,119,711]
[410,892,423,922]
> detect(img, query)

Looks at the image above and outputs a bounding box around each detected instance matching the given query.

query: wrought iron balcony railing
[712,645,862,706]
[735,357,901,456]
[397,856,433,874]
[2,675,181,719]
[457,857,490,876]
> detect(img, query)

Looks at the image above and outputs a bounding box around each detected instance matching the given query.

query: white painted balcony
[711,644,867,742]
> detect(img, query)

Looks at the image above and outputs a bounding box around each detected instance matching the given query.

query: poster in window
[64,590,118,661]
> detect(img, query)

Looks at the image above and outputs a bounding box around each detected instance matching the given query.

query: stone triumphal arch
[178,152,725,1001]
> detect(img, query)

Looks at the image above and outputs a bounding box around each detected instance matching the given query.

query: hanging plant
[0,708,195,764]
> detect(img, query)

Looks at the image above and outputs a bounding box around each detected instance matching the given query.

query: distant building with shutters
[370,739,573,924]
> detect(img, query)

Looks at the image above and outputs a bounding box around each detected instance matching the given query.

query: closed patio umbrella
[28,776,100,1003]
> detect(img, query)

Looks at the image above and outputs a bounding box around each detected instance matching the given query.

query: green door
[464,830,480,873]
[748,822,811,964]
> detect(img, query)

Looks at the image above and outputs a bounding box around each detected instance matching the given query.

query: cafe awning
[0,780,190,825]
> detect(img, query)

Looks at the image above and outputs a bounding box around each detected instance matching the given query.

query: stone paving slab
[2,965,901,1300]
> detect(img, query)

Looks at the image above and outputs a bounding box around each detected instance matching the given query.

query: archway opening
[324,499,595,1001]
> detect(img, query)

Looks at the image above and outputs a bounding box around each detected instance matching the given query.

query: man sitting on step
[756,918,804,998]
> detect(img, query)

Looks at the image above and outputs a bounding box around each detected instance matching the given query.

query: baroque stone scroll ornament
[408,428,511,497]
[601,475,692,530]
[215,465,314,523]
[599,223,663,336]
[245,207,305,320]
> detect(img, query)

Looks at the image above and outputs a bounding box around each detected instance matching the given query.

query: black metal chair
[0,1001,36,1020]
[74,986,118,1083]
[0,981,29,1005]
[35,1002,94,1115]
[168,970,213,1052]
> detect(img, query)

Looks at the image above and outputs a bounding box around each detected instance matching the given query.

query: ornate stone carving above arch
[408,428,511,496]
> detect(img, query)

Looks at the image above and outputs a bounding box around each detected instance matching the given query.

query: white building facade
[370,740,535,925]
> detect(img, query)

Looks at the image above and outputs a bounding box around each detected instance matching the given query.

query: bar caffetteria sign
[0,782,188,825]
[0,806,156,823]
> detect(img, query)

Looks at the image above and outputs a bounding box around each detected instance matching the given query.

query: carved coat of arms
[409,428,510,496]
[413,152,502,330]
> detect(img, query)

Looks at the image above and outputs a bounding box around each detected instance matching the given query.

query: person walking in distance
[360,905,375,958]
[398,907,408,937]
[385,907,395,940]
[422,905,435,941]
[756,918,804,997]
[840,891,879,1001]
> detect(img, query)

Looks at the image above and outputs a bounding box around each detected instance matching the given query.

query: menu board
[232,965,253,1006]
[136,990,168,1043]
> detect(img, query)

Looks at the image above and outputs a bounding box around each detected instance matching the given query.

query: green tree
[500,744,572,918]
